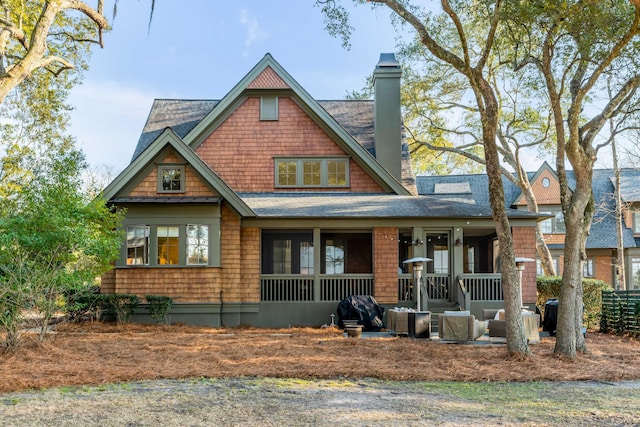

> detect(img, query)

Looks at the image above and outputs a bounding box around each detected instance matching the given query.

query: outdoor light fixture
[455,238,462,246]
[413,238,424,246]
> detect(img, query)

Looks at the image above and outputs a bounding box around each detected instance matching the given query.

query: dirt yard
[2,322,639,393]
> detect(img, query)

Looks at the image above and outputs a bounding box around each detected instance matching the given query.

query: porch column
[512,226,537,306]
[373,227,399,304]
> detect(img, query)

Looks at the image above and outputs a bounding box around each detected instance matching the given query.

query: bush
[97,294,139,325]
[63,285,101,322]
[145,295,172,324]
[537,276,613,329]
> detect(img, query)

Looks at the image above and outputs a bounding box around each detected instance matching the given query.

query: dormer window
[275,158,349,188]
[158,165,185,193]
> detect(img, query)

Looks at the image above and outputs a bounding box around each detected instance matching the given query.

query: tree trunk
[555,173,592,356]
[612,136,626,290]
[480,82,528,356]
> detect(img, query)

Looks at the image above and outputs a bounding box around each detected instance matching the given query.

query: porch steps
[427,302,462,335]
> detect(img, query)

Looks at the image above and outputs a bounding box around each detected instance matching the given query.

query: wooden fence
[601,290,640,336]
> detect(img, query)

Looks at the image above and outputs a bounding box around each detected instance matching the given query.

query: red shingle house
[101,53,541,327]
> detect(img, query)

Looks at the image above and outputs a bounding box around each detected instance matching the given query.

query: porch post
[403,257,432,311]
[313,228,321,302]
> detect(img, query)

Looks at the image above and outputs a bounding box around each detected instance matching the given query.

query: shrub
[537,276,612,329]
[145,295,172,324]
[63,285,101,322]
[97,294,139,324]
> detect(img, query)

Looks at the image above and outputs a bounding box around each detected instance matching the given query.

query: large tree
[0,147,123,352]
[0,0,109,104]
[320,0,530,356]
[395,19,558,276]
[504,0,640,357]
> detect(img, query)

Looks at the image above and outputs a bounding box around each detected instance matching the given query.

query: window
[275,158,349,188]
[634,212,640,233]
[303,161,321,186]
[261,230,372,275]
[632,258,640,290]
[158,165,185,192]
[539,208,565,234]
[321,232,372,274]
[157,226,179,265]
[126,225,149,265]
[583,258,595,278]
[261,231,313,274]
[327,160,347,186]
[187,224,209,265]
[536,257,559,276]
[324,239,345,274]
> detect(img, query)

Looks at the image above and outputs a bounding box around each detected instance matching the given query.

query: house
[101,53,541,327]
[417,162,640,291]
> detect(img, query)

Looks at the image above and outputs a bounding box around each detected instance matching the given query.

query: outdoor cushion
[443,310,470,317]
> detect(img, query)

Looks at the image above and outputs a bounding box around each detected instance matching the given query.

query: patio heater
[403,257,433,312]
[515,257,535,309]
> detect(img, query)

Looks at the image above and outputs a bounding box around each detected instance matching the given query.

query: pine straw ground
[2,322,640,393]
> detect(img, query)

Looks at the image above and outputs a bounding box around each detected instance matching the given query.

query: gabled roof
[103,128,255,217]
[417,167,640,250]
[131,54,414,195]
[612,169,640,203]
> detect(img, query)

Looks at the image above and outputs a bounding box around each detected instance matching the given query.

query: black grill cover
[337,295,385,331]
[543,298,559,336]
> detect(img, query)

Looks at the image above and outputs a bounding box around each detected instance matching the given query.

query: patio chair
[438,311,486,341]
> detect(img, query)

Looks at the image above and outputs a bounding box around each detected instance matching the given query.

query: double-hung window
[157,226,180,265]
[126,225,149,265]
[187,224,209,265]
[583,258,595,278]
[633,211,640,233]
[539,208,565,234]
[275,158,349,188]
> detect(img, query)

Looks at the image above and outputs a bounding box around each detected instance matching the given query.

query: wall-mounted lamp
[413,238,424,246]
[455,238,462,246]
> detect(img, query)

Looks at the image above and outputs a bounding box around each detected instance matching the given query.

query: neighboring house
[101,53,541,327]
[417,162,640,291]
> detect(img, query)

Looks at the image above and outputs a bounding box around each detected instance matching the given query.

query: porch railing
[321,275,374,301]
[462,273,503,301]
[425,274,450,300]
[398,273,503,303]
[399,274,413,302]
[261,276,314,302]
[260,274,374,302]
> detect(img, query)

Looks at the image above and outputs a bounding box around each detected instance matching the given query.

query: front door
[424,231,451,302]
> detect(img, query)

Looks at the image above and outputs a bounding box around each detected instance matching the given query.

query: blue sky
[69,1,400,173]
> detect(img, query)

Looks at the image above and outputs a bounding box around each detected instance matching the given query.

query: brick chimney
[373,53,402,182]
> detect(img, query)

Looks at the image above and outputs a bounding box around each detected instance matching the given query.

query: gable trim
[512,161,559,206]
[102,128,255,217]
[183,53,410,195]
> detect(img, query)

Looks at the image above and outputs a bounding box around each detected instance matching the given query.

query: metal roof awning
[110,196,223,204]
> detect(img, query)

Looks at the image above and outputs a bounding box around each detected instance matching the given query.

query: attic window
[158,165,185,193]
[434,182,471,194]
[275,158,349,188]
[260,96,278,121]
